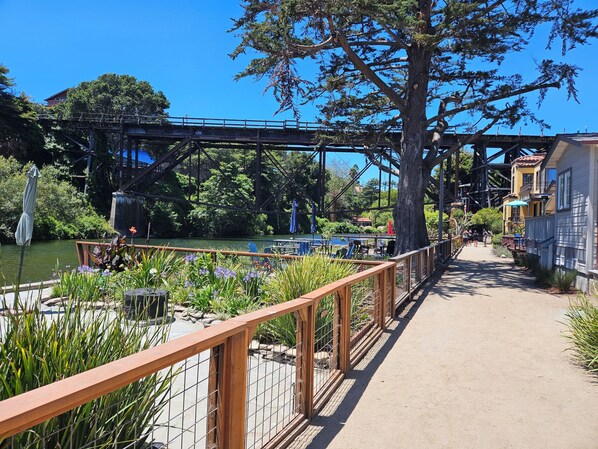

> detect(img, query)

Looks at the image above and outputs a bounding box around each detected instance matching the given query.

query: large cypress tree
[231,0,597,253]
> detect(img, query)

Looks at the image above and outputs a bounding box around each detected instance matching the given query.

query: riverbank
[0,235,307,284]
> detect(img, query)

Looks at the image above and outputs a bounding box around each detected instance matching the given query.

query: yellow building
[502,154,556,234]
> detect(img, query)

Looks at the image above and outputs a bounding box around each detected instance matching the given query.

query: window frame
[557,168,572,211]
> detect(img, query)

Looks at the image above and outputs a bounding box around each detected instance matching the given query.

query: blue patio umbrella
[289,199,298,235]
[310,202,317,234]
[504,200,528,207]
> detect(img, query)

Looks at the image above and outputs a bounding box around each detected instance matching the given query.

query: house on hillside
[44,89,69,107]
[502,153,555,234]
[533,133,598,291]
[352,216,372,227]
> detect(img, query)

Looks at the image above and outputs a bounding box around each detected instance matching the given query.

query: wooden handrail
[0,238,462,446]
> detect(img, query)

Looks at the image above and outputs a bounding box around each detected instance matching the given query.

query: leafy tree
[471,207,503,234]
[188,162,269,237]
[0,65,45,163]
[56,74,171,215]
[0,156,111,242]
[231,0,597,254]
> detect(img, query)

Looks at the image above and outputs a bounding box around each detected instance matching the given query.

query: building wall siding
[555,147,590,272]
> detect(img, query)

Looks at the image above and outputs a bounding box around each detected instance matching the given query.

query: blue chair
[344,243,355,259]
[248,242,259,253]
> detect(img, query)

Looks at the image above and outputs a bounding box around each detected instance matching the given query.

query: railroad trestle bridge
[38,112,554,233]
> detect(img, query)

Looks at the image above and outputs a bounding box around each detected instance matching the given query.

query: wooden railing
[0,237,462,448]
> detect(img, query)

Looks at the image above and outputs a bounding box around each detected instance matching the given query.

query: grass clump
[565,295,598,373]
[549,269,577,293]
[0,298,173,448]
[492,245,511,258]
[259,255,365,348]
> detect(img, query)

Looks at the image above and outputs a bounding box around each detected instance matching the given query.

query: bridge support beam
[109,191,145,236]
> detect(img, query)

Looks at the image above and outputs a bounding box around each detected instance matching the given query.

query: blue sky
[1,1,597,176]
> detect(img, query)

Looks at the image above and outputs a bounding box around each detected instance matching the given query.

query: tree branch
[427,81,560,124]
[328,17,406,113]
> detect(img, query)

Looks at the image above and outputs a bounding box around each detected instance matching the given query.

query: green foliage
[0,298,172,448]
[189,162,269,237]
[0,65,46,163]
[471,208,503,234]
[565,295,598,373]
[491,232,503,246]
[259,255,358,347]
[492,245,511,258]
[318,218,361,238]
[550,269,577,293]
[90,236,141,272]
[61,73,169,118]
[0,156,112,242]
[51,266,109,302]
[424,205,448,239]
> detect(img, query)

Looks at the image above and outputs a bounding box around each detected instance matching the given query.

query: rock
[174,305,186,313]
[259,343,273,351]
[314,352,331,368]
[181,310,189,317]
[211,319,223,326]
[272,344,288,355]
[500,254,507,258]
[190,317,197,323]
[285,348,297,358]
[44,297,65,306]
[249,340,261,351]
[203,313,218,320]
[190,311,204,319]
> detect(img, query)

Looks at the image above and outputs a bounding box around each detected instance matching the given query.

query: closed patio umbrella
[289,199,298,235]
[15,165,41,287]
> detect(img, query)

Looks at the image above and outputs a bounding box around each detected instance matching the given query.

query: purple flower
[77,265,93,274]
[214,266,236,279]
[185,254,198,263]
[199,268,208,276]
[101,269,112,277]
[243,271,260,282]
[184,280,194,288]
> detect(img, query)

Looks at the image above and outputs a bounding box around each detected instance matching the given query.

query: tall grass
[0,297,174,448]
[565,295,598,372]
[259,256,360,348]
[549,269,577,293]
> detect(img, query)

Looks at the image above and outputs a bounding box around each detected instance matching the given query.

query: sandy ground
[289,245,598,449]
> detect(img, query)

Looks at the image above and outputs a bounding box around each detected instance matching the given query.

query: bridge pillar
[109,191,145,236]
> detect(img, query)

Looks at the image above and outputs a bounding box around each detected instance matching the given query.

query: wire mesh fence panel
[350,277,376,342]
[386,271,393,318]
[245,313,301,449]
[150,349,217,449]
[0,351,215,449]
[394,260,407,301]
[313,294,338,394]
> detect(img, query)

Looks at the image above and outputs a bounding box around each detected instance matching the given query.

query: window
[557,169,572,211]
[522,173,533,187]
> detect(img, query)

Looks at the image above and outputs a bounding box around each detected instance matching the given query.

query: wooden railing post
[377,271,387,329]
[217,329,248,449]
[406,257,413,301]
[389,264,396,317]
[339,286,351,373]
[295,305,315,419]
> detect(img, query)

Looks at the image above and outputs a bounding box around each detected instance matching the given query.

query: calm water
[0,235,304,285]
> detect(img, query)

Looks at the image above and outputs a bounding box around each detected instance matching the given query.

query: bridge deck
[290,245,598,449]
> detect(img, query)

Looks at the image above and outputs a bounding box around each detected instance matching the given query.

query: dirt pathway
[290,245,598,449]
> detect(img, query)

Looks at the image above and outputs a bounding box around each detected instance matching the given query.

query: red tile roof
[512,153,545,167]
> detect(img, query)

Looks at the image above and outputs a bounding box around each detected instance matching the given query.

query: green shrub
[492,245,511,258]
[0,157,112,242]
[565,295,598,372]
[0,298,173,448]
[550,269,577,293]
[491,232,503,246]
[259,256,359,347]
[534,267,553,286]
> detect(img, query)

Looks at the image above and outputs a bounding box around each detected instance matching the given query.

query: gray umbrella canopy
[15,165,41,246]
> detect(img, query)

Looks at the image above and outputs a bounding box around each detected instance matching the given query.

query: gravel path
[290,245,598,449]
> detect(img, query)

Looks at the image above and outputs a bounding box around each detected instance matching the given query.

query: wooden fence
[0,237,461,448]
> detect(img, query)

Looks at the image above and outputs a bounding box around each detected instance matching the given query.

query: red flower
[129,226,137,235]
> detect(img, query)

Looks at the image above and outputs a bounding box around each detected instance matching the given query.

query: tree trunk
[393,42,433,255]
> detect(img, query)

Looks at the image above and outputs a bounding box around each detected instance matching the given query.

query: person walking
[463,229,470,246]
[483,229,489,247]
[472,230,479,247]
